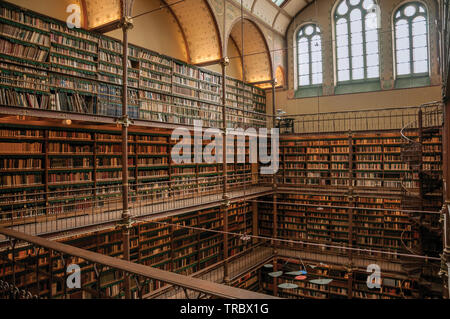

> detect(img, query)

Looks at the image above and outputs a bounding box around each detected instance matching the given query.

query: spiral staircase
[399,113,443,298]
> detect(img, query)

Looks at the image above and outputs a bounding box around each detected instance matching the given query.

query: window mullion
[308,35,312,85]
[347,12,353,81]
[409,17,414,75]
[361,7,368,79]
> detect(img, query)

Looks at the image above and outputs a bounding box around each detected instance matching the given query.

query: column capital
[220,57,230,67]
[120,16,134,30]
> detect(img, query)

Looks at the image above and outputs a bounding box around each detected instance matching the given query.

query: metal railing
[277,103,443,134]
[0,228,277,299]
[0,173,273,239]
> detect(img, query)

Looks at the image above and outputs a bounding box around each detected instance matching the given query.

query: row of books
[50,92,96,113]
[0,22,50,46]
[0,6,50,31]
[0,38,48,62]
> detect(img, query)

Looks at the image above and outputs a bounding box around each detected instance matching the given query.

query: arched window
[297,24,323,87]
[334,0,380,82]
[394,2,428,76]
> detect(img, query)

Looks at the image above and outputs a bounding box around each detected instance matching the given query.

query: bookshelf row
[0,202,255,298]
[258,192,426,254]
[279,130,442,192]
[0,1,267,129]
[0,123,255,219]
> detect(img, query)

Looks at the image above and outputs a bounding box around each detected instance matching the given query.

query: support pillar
[252,200,258,246]
[221,57,230,284]
[117,11,134,300]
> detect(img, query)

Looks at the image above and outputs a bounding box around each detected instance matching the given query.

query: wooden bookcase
[0,201,253,298]
[0,1,267,129]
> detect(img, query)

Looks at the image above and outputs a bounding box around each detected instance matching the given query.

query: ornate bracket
[220,57,230,67]
[120,16,134,31]
[116,115,134,128]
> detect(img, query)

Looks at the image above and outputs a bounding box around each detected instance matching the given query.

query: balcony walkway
[147,245,274,299]
[0,186,273,241]
[0,228,277,299]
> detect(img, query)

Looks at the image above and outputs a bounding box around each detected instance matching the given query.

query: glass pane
[312,62,322,74]
[311,35,321,50]
[412,16,426,36]
[413,34,427,48]
[366,39,378,55]
[397,62,410,75]
[362,0,374,10]
[350,0,360,6]
[336,18,348,35]
[338,70,350,81]
[311,50,322,62]
[299,63,309,75]
[396,36,409,50]
[299,75,310,86]
[299,53,310,64]
[316,26,321,33]
[404,5,416,17]
[396,48,410,64]
[366,28,377,42]
[414,60,427,73]
[337,1,349,15]
[395,19,409,39]
[413,47,427,62]
[352,68,364,80]
[351,43,363,57]
[365,12,378,31]
[367,66,379,78]
[350,9,361,22]
[337,57,350,71]
[312,72,322,85]
[337,45,349,58]
[337,34,349,47]
[366,53,379,66]
[298,37,309,52]
[305,26,314,35]
[352,55,363,68]
[351,33,363,46]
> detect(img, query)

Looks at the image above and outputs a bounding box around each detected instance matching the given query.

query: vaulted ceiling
[229,18,272,83]
[79,0,312,82]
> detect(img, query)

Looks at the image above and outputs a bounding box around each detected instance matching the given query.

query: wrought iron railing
[277,102,443,134]
[0,173,273,238]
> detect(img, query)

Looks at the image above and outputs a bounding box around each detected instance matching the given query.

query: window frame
[392,1,430,80]
[296,23,323,89]
[333,0,381,84]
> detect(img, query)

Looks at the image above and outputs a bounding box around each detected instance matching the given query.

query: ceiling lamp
[309,278,333,285]
[268,271,283,278]
[278,283,298,289]
[286,270,307,276]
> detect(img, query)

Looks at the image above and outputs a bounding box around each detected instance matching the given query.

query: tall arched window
[334,0,380,82]
[394,2,429,76]
[297,24,323,87]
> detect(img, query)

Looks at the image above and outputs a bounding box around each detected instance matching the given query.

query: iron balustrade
[0,228,278,299]
[0,173,273,239]
[276,103,443,134]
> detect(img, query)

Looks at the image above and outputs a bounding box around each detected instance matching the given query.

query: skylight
[272,0,286,6]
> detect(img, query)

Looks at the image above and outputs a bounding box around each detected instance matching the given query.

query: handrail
[0,228,278,299]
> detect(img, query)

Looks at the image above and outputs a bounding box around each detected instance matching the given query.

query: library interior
[0,0,449,300]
